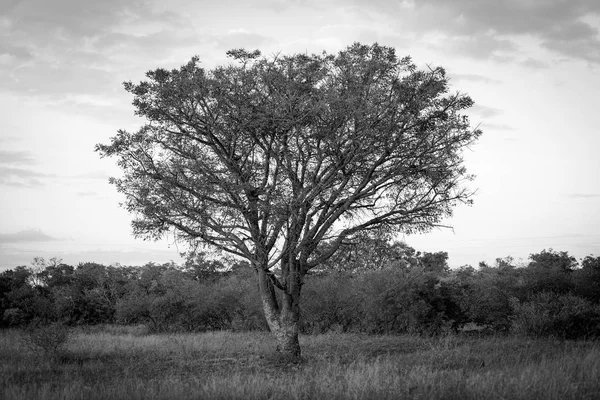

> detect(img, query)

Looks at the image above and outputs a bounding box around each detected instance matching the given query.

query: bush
[300,268,464,336]
[300,272,359,334]
[355,268,464,336]
[115,267,266,333]
[21,321,71,358]
[510,292,600,339]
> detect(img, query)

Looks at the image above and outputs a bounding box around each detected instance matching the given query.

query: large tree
[96,43,481,356]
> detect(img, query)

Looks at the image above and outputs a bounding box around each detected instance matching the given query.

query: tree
[1,266,34,327]
[575,255,600,302]
[317,231,418,273]
[458,257,524,331]
[181,251,227,282]
[38,263,74,288]
[525,249,577,295]
[96,43,481,356]
[417,251,449,275]
[30,257,63,287]
[528,249,577,272]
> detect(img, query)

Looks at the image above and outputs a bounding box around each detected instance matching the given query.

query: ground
[1,325,599,399]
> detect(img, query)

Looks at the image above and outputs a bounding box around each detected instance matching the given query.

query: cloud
[62,94,114,107]
[542,36,600,63]
[3,0,174,39]
[567,193,600,199]
[0,229,59,244]
[0,165,55,187]
[213,29,272,51]
[482,122,513,131]
[0,42,32,66]
[470,104,504,119]
[343,0,600,63]
[0,150,52,187]
[434,34,517,61]
[257,0,296,12]
[0,150,37,165]
[449,73,501,84]
[0,0,199,102]
[76,191,99,197]
[69,171,111,181]
[520,58,550,69]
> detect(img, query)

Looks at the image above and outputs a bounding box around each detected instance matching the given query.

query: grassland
[1,325,599,399]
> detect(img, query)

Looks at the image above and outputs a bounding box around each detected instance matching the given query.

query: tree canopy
[96,43,481,356]
[97,43,479,270]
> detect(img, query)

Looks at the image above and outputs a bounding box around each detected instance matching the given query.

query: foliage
[523,249,576,295]
[96,42,481,355]
[510,292,600,339]
[300,272,360,333]
[316,232,417,273]
[300,266,464,336]
[453,257,524,332]
[20,320,71,359]
[574,255,600,302]
[2,247,600,341]
[180,251,227,282]
[115,264,265,333]
[357,268,463,335]
[529,249,578,271]
[96,43,480,267]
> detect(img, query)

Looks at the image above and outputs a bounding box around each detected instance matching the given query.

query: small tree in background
[575,256,600,302]
[525,249,576,295]
[510,292,600,339]
[21,320,71,360]
[317,231,418,273]
[97,43,481,357]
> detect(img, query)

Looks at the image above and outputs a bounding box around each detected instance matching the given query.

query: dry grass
[1,327,599,399]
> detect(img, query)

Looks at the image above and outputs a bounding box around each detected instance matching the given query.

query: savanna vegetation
[2,241,600,399]
[3,43,599,397]
[2,244,600,338]
[2,326,599,399]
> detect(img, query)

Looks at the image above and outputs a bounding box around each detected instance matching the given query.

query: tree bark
[256,267,302,358]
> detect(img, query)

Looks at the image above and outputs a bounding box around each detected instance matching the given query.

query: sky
[1,0,599,270]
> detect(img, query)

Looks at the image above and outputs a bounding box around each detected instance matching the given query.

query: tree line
[2,241,599,339]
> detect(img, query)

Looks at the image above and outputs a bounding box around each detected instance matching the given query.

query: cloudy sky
[1,0,599,270]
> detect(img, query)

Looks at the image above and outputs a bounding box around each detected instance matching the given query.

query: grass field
[1,326,599,399]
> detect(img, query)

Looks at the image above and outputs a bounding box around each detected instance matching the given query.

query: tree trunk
[272,312,300,357]
[256,267,302,358]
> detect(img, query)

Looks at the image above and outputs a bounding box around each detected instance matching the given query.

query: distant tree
[46,262,115,325]
[38,263,74,288]
[525,249,576,295]
[181,251,227,281]
[317,231,418,273]
[30,257,63,287]
[458,258,524,331]
[510,292,600,339]
[0,266,32,292]
[494,256,518,271]
[1,267,33,327]
[581,255,600,272]
[528,249,577,272]
[454,264,475,280]
[1,265,54,326]
[574,255,600,302]
[417,251,449,274]
[96,43,481,356]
